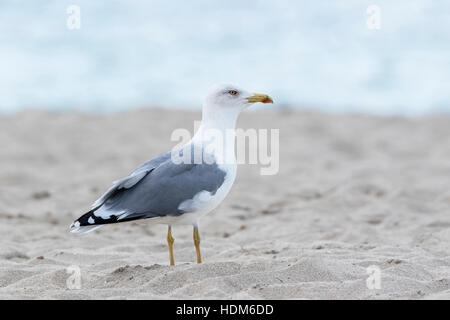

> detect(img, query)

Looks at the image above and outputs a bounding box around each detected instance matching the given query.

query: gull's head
[203,83,273,112]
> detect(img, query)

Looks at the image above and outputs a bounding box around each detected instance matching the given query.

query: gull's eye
[228,90,238,96]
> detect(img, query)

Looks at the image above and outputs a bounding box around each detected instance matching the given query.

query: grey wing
[75,154,227,227]
[90,151,172,210]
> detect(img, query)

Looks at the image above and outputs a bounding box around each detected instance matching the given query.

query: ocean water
[0,0,449,115]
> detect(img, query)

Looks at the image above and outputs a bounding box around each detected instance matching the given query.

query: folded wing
[70,150,226,233]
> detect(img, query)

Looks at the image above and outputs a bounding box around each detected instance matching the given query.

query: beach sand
[1,109,450,299]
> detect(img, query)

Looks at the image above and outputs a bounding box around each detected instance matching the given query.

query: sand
[1,108,450,300]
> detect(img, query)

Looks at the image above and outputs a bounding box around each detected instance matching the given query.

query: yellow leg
[167,225,175,266]
[193,225,202,264]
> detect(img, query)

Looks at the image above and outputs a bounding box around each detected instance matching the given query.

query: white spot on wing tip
[69,221,80,230]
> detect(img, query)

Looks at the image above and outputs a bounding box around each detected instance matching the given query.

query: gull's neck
[191,105,241,164]
[193,105,240,141]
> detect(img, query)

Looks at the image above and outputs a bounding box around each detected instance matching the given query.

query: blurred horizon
[0,0,449,116]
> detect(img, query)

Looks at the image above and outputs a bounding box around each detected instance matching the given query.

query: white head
[204,83,273,110]
[201,83,273,126]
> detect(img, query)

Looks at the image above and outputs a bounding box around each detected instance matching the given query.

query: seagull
[70,84,273,265]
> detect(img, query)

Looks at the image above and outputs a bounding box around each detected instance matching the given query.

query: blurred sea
[0,0,449,115]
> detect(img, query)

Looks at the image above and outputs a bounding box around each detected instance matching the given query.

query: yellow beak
[246,93,274,104]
